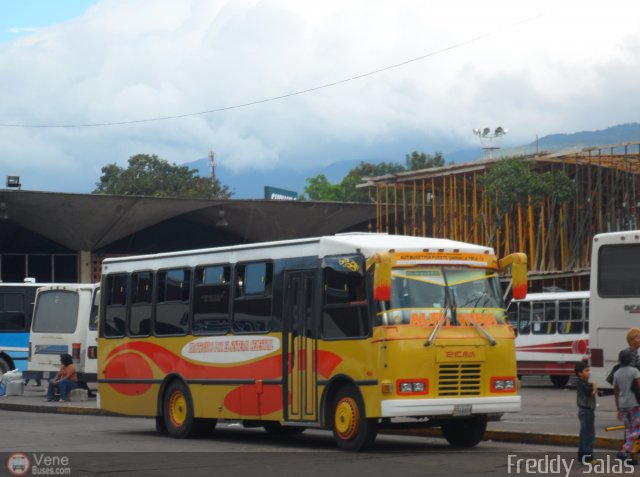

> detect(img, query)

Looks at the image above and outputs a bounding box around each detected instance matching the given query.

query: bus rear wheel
[331,385,377,452]
[0,357,11,375]
[441,415,487,447]
[550,375,570,388]
[162,380,215,438]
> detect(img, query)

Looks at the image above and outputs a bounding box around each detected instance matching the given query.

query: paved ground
[0,376,625,449]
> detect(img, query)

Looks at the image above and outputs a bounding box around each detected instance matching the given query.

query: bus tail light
[396,379,429,395]
[87,346,97,360]
[491,377,516,392]
[590,348,603,367]
[72,343,81,360]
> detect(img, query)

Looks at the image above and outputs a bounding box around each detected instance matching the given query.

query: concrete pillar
[79,250,92,283]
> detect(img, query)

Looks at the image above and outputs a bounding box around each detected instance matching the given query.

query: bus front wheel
[162,380,215,438]
[441,415,487,447]
[331,385,377,451]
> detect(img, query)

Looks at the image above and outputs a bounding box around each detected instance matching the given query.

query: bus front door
[284,271,317,422]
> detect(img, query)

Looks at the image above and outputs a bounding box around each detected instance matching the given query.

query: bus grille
[437,363,482,396]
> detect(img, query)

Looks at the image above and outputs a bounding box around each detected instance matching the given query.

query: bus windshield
[377,267,505,326]
[32,290,79,333]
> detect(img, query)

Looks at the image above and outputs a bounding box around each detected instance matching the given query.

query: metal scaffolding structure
[359,142,640,291]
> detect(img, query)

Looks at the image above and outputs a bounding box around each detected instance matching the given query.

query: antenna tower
[208,149,216,182]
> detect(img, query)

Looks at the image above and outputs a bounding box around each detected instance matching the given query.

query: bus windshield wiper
[424,313,446,347]
[469,320,496,346]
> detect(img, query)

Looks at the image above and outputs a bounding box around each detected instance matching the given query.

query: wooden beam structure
[359,142,640,292]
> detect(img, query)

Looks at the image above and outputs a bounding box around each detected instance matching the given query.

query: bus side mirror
[498,253,528,300]
[373,252,392,301]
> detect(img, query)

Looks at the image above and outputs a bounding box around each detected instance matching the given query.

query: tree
[480,157,575,240]
[93,154,232,199]
[405,151,445,170]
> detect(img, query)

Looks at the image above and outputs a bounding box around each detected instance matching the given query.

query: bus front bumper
[380,395,521,418]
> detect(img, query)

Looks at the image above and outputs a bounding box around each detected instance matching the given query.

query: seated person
[46,353,78,402]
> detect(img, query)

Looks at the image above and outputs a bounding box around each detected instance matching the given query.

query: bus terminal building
[0,191,375,284]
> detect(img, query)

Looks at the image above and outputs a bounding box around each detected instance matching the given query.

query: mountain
[186,123,640,199]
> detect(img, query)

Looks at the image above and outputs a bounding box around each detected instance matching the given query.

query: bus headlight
[491,377,516,392]
[397,379,429,395]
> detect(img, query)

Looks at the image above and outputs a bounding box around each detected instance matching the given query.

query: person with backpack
[613,349,640,465]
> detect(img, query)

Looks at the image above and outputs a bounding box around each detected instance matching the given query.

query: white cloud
[0,0,639,195]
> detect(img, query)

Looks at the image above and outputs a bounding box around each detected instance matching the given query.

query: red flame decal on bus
[103,341,342,416]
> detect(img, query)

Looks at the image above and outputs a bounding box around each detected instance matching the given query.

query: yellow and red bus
[97,233,527,451]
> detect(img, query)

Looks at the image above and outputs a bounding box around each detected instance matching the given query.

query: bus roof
[102,233,494,269]
[593,230,640,245]
[35,283,99,292]
[513,291,589,302]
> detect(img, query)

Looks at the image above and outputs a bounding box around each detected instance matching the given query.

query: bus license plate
[453,404,472,416]
[42,372,50,379]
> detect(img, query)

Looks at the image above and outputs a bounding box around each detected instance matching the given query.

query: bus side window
[518,302,530,335]
[507,301,519,335]
[103,274,128,337]
[532,302,556,334]
[155,269,190,336]
[130,271,153,337]
[193,265,230,334]
[321,267,368,339]
[584,300,589,333]
[559,300,583,334]
[0,293,27,331]
[233,262,272,333]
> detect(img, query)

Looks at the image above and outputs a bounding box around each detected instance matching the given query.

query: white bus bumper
[380,395,521,418]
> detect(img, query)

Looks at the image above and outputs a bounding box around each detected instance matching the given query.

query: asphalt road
[0,408,631,477]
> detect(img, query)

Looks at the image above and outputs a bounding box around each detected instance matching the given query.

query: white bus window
[517,302,531,335]
[193,265,230,334]
[558,300,583,334]
[584,301,589,333]
[532,302,556,334]
[33,290,79,333]
[598,244,640,297]
[156,269,190,336]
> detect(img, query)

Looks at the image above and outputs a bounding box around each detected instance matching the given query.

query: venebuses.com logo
[6,453,30,476]
[6,453,71,476]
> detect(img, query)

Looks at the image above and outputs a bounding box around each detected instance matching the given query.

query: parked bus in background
[98,233,527,451]
[589,231,640,390]
[23,283,99,383]
[0,280,43,374]
[507,291,589,387]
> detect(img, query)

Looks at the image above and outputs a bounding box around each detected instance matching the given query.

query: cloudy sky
[0,0,638,197]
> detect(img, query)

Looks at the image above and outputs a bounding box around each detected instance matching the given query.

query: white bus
[507,291,589,387]
[589,231,640,390]
[24,283,100,383]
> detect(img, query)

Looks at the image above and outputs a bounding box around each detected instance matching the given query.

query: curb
[0,401,114,417]
[387,428,623,450]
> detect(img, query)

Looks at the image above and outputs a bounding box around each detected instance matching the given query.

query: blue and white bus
[0,281,43,374]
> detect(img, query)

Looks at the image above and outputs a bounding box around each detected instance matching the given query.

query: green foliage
[405,151,445,170]
[304,152,443,202]
[93,154,232,199]
[480,157,575,217]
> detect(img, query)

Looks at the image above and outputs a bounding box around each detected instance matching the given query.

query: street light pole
[473,127,507,159]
